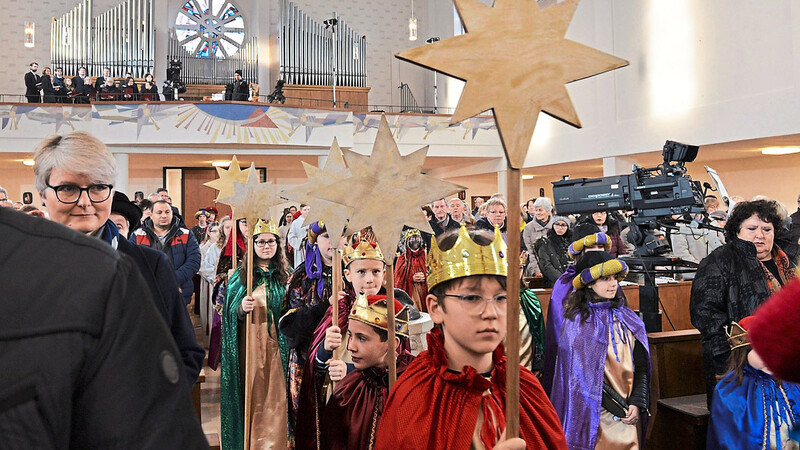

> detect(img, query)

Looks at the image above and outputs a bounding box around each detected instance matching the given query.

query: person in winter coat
[690,200,797,407]
[33,131,203,388]
[580,211,626,257]
[131,200,202,305]
[536,216,573,287]
[523,197,555,276]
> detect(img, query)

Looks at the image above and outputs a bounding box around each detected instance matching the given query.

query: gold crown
[725,321,750,350]
[349,293,409,337]
[343,239,385,266]
[252,218,279,237]
[427,224,507,290]
[403,228,422,241]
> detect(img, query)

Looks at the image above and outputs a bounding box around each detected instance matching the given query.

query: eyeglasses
[442,293,507,315]
[553,222,568,227]
[46,183,113,204]
[254,238,278,248]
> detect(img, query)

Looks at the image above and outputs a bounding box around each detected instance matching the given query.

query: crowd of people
[3,130,800,448]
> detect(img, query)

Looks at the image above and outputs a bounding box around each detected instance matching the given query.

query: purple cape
[550,301,650,450]
[542,265,576,395]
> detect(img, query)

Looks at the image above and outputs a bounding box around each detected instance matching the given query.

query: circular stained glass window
[175,0,245,58]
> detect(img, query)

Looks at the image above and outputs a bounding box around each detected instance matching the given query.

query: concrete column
[603,156,637,176]
[114,153,129,195]
[497,169,508,199]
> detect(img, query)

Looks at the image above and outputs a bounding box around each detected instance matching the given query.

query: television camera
[552,140,720,332]
[163,59,187,100]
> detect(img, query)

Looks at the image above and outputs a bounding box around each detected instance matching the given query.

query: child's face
[590,275,618,299]
[344,259,385,295]
[428,276,507,359]
[346,320,390,370]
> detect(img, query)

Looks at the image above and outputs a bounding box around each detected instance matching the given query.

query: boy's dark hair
[428,228,507,312]
[724,344,750,386]
[139,199,153,212]
[156,187,168,194]
[724,199,783,242]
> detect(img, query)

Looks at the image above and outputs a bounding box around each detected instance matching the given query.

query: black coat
[52,75,66,100]
[41,75,56,103]
[535,228,572,287]
[0,208,208,448]
[118,238,204,387]
[689,237,790,406]
[428,214,460,238]
[231,79,250,101]
[24,71,41,102]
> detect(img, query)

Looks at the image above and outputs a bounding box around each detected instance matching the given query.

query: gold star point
[396,0,628,168]
[203,155,254,203]
[221,163,283,228]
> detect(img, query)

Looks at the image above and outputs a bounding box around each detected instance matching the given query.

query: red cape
[321,354,414,450]
[394,248,428,312]
[375,327,567,450]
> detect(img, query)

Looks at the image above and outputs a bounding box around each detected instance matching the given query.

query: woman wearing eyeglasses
[32,132,205,391]
[220,218,291,449]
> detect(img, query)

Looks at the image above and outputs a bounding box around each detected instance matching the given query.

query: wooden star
[396,0,628,168]
[284,138,354,241]
[203,155,253,203]
[220,163,282,228]
[310,116,464,254]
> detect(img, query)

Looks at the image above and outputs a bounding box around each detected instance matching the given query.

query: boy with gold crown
[220,218,291,450]
[375,225,567,450]
[319,294,413,449]
[294,228,413,450]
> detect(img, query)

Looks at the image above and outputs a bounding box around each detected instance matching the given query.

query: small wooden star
[203,155,253,203]
[220,163,282,228]
[396,0,628,168]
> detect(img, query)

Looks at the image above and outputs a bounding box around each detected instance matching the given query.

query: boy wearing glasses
[375,225,567,450]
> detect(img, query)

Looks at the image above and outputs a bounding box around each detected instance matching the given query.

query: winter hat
[572,251,629,290]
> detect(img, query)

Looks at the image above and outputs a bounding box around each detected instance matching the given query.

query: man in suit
[71,67,93,104]
[231,69,249,101]
[94,67,112,92]
[24,62,41,103]
[53,67,67,103]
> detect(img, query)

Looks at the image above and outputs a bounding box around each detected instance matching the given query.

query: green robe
[521,288,545,366]
[220,266,288,450]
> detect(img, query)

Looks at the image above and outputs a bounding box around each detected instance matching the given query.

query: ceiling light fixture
[24,21,35,48]
[408,0,417,41]
[761,146,800,156]
[22,159,35,166]
[212,160,232,167]
[522,174,534,180]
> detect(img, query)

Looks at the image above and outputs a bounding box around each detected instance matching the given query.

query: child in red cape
[375,225,567,449]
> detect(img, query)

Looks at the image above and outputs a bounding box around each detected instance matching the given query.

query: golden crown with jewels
[349,293,409,337]
[252,218,279,237]
[427,224,508,290]
[343,238,385,266]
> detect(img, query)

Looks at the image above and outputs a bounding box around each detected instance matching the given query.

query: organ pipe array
[166,35,259,85]
[51,0,154,78]
[279,0,367,87]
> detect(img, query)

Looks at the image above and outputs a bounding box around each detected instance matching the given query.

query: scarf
[759,247,796,294]
[97,219,120,250]
[223,228,247,257]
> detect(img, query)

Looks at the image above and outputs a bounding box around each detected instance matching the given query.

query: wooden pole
[331,247,342,362]
[505,167,521,439]
[386,261,397,388]
[243,224,253,449]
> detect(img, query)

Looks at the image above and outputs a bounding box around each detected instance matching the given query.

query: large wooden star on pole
[282,138,354,241]
[310,115,464,255]
[396,0,628,168]
[220,163,283,227]
[203,155,253,203]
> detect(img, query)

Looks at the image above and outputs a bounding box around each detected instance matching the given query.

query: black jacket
[535,228,572,287]
[689,237,787,406]
[0,208,208,448]
[428,214,460,237]
[24,71,41,101]
[118,238,204,387]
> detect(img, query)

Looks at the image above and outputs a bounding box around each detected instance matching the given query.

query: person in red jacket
[375,225,567,450]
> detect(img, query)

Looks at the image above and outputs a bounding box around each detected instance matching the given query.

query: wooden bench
[646,330,709,450]
[191,368,206,421]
